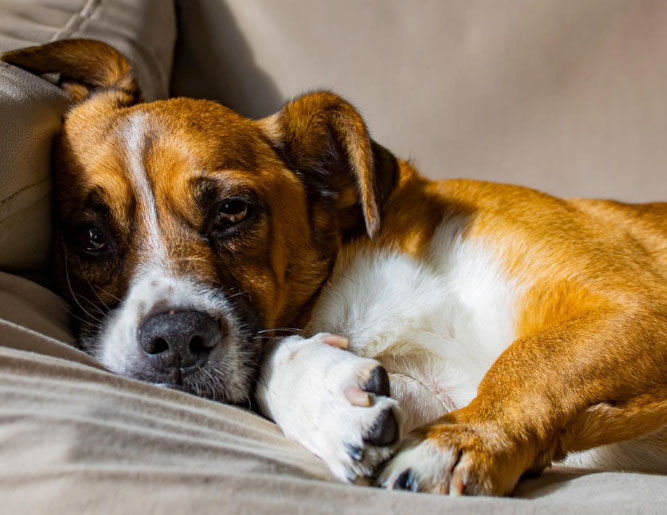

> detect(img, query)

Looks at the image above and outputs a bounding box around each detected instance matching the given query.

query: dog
[3,39,666,496]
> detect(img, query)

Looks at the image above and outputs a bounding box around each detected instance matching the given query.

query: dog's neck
[288,160,454,334]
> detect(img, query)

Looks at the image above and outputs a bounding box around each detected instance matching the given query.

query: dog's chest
[308,221,523,414]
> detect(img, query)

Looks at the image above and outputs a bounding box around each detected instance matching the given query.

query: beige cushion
[2,271,667,513]
[172,0,667,202]
[0,0,176,274]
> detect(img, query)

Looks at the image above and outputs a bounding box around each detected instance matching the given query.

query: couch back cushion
[172,0,667,203]
[0,0,176,274]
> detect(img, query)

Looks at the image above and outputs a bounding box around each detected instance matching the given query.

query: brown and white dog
[3,39,667,496]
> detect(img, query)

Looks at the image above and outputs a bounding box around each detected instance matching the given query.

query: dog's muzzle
[137,310,223,383]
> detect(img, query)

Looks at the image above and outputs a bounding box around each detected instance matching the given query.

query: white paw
[377,437,461,494]
[258,333,402,483]
[377,422,517,496]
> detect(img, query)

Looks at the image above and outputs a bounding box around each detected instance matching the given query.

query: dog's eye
[75,225,109,253]
[217,200,248,224]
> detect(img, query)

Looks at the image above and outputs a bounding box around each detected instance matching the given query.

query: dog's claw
[344,385,371,406]
[321,334,349,349]
[449,469,464,496]
[345,443,364,462]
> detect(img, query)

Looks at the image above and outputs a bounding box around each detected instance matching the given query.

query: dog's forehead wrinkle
[121,111,169,267]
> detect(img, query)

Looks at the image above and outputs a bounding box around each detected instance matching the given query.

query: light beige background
[173,0,667,202]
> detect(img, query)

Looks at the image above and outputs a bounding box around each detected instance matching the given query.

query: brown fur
[3,39,666,496]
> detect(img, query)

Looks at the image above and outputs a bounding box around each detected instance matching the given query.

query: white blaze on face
[122,111,169,266]
[91,112,251,401]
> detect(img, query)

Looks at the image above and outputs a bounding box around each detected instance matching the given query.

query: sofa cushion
[1,271,667,513]
[0,0,176,274]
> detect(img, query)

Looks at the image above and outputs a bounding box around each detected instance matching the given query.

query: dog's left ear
[1,39,139,105]
[259,91,398,239]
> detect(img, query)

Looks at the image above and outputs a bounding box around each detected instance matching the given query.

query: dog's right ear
[258,91,398,240]
[1,39,139,105]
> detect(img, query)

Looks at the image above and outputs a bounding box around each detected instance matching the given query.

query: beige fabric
[1,271,666,514]
[172,0,667,202]
[1,1,666,512]
[0,0,176,273]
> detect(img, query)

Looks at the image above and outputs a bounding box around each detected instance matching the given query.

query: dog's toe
[391,469,419,492]
[362,365,391,397]
[345,443,364,462]
[364,407,399,446]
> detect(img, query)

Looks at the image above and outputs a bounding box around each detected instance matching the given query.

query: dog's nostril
[144,337,169,355]
[139,311,221,369]
[189,335,207,356]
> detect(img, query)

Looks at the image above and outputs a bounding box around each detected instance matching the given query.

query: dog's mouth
[106,322,263,404]
[71,271,266,405]
[138,313,264,403]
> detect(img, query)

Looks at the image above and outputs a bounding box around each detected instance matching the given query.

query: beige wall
[173,0,667,202]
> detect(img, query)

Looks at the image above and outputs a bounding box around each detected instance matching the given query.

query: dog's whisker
[256,327,304,335]
[77,293,107,316]
[75,254,113,312]
[63,254,105,324]
[226,290,249,300]
[65,307,101,330]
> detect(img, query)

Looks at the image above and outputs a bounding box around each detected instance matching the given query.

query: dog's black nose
[139,311,221,369]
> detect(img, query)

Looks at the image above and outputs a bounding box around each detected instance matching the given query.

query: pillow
[0,0,177,274]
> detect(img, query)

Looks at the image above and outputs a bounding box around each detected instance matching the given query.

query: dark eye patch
[61,189,120,260]
[71,223,111,255]
[194,177,263,242]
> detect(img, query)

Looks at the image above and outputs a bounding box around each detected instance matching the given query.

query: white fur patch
[378,437,459,493]
[94,268,251,400]
[561,430,667,473]
[308,218,522,417]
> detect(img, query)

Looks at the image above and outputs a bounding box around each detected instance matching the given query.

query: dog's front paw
[258,334,401,483]
[319,358,401,483]
[378,417,524,496]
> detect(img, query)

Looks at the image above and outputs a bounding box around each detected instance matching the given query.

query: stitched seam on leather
[46,0,170,97]
[0,179,48,208]
[50,0,102,42]
[0,180,49,223]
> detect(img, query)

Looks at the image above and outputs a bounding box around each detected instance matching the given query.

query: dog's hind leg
[559,390,667,473]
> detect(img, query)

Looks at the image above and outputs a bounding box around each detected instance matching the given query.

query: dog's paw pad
[391,468,418,491]
[364,407,399,446]
[362,365,391,397]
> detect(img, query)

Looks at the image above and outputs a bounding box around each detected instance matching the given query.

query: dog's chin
[120,359,256,405]
[153,376,248,404]
[129,339,259,405]
[71,271,264,406]
[81,328,260,406]
[152,358,256,405]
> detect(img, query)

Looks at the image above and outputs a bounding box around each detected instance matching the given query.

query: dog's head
[2,39,397,403]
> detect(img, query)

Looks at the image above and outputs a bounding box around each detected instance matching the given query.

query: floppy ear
[1,39,139,105]
[259,91,397,239]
